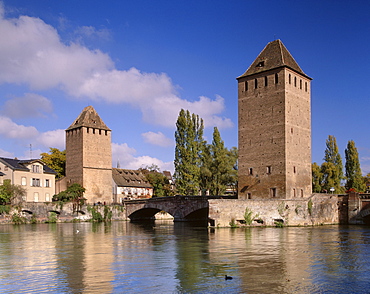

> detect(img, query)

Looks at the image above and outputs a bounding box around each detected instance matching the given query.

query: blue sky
[0,0,369,175]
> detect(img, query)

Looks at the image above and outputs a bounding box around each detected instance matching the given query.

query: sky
[0,0,369,175]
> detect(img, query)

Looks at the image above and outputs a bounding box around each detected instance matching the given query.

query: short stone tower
[237,40,312,199]
[66,106,112,203]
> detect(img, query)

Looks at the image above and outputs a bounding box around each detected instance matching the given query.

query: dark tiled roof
[0,157,57,174]
[0,157,29,171]
[112,168,152,188]
[66,105,111,131]
[0,172,5,176]
[238,39,311,79]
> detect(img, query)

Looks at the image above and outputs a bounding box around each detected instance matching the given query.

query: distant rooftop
[238,39,311,80]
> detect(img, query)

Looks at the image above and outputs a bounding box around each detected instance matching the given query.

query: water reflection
[0,223,370,293]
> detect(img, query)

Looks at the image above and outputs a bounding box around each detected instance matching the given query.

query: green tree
[312,162,323,193]
[321,135,344,193]
[174,109,204,195]
[0,179,26,205]
[345,140,366,192]
[140,165,174,197]
[40,148,66,179]
[363,173,370,192]
[53,183,86,212]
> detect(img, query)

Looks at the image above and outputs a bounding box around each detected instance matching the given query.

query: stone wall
[0,202,127,224]
[209,193,339,227]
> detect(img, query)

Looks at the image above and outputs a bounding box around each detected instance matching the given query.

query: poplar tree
[345,140,366,192]
[174,109,204,195]
[312,162,323,193]
[321,135,344,193]
[209,127,229,195]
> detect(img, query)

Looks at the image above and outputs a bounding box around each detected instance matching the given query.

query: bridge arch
[125,196,209,223]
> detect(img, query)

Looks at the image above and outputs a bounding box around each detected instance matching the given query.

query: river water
[0,221,369,294]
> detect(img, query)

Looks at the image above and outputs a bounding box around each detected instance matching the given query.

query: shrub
[11,213,26,225]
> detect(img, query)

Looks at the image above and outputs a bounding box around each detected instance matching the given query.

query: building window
[293,188,296,197]
[264,76,268,86]
[45,179,50,187]
[21,177,27,186]
[266,166,272,174]
[32,165,40,173]
[289,74,291,84]
[249,168,253,175]
[301,189,304,197]
[45,193,50,202]
[293,166,296,174]
[4,166,8,171]
[305,82,308,92]
[245,81,248,91]
[275,73,278,84]
[247,193,252,199]
[270,188,277,197]
[34,192,39,202]
[294,77,297,87]
[255,78,258,89]
[32,178,40,187]
[300,80,302,89]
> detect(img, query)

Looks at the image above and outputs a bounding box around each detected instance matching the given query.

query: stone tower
[237,40,312,199]
[66,106,112,203]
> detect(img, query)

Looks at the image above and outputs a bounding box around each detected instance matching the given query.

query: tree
[363,173,370,192]
[312,162,323,193]
[0,179,26,205]
[140,165,175,197]
[345,140,366,192]
[53,183,86,212]
[174,109,204,195]
[321,135,344,193]
[40,148,66,179]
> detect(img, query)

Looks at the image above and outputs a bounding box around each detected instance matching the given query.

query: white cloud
[1,93,53,118]
[0,148,13,158]
[74,26,111,41]
[0,116,38,139]
[112,142,173,172]
[37,129,65,150]
[0,8,233,130]
[142,131,173,147]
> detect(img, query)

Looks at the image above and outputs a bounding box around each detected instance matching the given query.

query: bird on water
[225,275,233,280]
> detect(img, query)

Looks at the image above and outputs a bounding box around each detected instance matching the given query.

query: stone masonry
[237,40,312,200]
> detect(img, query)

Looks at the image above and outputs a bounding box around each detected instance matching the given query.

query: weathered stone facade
[238,40,312,199]
[66,106,113,204]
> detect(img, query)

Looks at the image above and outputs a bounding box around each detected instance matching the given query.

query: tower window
[293,166,296,173]
[270,188,277,197]
[249,168,253,175]
[264,76,268,86]
[93,129,95,134]
[275,73,278,84]
[293,188,296,197]
[289,74,291,84]
[245,81,248,91]
[300,80,302,89]
[266,166,272,174]
[256,61,265,67]
[255,78,258,89]
[305,82,307,92]
[87,127,89,133]
[294,77,297,87]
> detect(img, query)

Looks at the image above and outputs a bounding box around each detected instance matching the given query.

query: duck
[225,275,233,280]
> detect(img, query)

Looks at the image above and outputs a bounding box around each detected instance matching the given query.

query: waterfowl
[225,275,233,280]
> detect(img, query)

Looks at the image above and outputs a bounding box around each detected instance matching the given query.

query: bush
[11,213,26,225]
[0,205,11,215]
[47,212,58,223]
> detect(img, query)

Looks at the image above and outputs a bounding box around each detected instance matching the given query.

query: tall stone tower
[66,106,112,203]
[237,40,312,199]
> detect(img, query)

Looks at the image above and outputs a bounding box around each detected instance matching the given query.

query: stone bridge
[123,196,210,222]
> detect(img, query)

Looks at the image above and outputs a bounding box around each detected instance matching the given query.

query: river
[0,221,369,293]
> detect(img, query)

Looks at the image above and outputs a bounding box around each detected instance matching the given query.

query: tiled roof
[0,157,57,174]
[0,171,5,176]
[238,39,311,79]
[112,168,152,188]
[66,105,111,131]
